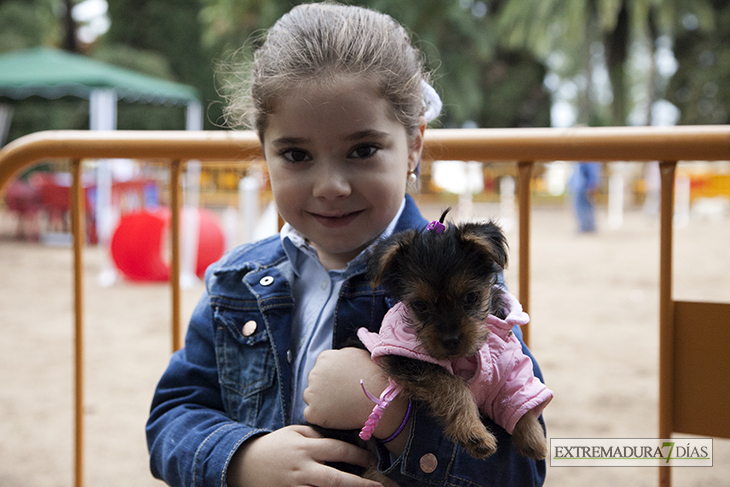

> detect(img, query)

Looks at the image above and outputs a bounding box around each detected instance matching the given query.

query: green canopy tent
[0,46,200,105]
[0,47,202,138]
[0,47,204,285]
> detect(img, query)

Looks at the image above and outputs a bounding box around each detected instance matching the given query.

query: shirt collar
[281,197,407,278]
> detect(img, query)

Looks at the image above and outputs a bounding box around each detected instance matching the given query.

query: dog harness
[357,291,553,434]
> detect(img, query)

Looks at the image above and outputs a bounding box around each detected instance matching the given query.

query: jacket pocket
[213,304,277,424]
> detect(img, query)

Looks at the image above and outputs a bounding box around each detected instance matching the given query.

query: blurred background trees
[667,0,730,124]
[1,0,729,142]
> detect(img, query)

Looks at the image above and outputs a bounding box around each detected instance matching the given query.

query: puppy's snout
[441,334,462,350]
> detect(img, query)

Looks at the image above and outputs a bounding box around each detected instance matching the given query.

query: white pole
[642,162,661,217]
[90,89,118,286]
[500,175,516,232]
[239,175,261,244]
[0,103,13,147]
[222,205,238,251]
[608,163,625,229]
[179,100,204,287]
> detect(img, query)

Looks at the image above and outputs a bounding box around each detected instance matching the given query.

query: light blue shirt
[281,198,406,424]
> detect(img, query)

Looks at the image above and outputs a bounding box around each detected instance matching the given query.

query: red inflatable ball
[111,207,225,282]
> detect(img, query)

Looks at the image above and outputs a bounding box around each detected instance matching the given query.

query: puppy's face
[369,220,508,360]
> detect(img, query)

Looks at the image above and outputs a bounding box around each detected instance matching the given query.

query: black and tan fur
[367,209,547,460]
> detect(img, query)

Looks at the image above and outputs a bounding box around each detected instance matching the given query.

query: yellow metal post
[170,160,183,353]
[70,159,85,487]
[517,161,533,347]
[658,161,676,487]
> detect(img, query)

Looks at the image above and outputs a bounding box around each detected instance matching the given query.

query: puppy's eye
[411,300,428,313]
[463,291,480,306]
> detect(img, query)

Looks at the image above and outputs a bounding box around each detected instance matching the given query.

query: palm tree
[497,0,714,126]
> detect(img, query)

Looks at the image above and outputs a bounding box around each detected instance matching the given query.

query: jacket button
[419,453,437,473]
[260,276,274,286]
[242,320,257,336]
[286,350,293,363]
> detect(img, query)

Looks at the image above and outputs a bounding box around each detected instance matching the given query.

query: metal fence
[1,125,729,487]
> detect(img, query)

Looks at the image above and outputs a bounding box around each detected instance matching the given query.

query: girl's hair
[223,2,431,140]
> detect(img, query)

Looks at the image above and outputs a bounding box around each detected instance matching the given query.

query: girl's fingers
[313,437,375,470]
[293,425,374,468]
[290,425,383,486]
[310,466,383,487]
[291,423,324,438]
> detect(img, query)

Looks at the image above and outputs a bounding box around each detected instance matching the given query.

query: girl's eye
[281,149,311,163]
[348,144,378,159]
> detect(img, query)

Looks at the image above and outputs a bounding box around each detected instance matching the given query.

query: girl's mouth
[310,210,364,228]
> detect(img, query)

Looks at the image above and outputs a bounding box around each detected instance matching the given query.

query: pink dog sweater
[357,291,553,434]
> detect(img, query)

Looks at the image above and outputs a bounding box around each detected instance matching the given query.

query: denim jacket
[146,195,546,487]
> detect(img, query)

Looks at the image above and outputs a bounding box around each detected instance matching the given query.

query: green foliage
[104,0,217,129]
[498,0,721,126]
[1,0,550,136]
[667,0,730,124]
[479,50,551,127]
[0,0,207,138]
[204,0,551,128]
[91,44,176,80]
[0,1,77,143]
[5,0,729,139]
[0,0,59,53]
[200,0,290,54]
[90,44,187,130]
[5,99,89,143]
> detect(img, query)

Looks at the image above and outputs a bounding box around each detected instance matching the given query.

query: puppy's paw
[465,429,498,459]
[448,422,498,459]
[512,413,548,460]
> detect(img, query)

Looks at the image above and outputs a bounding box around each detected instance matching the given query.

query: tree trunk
[645,7,659,125]
[64,0,78,53]
[604,0,630,125]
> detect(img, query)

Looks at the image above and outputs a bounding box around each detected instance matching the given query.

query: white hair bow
[421,80,442,123]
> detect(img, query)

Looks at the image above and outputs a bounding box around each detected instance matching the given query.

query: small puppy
[358,209,552,460]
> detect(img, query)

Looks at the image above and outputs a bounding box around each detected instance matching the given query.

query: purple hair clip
[427,208,451,234]
[426,220,446,234]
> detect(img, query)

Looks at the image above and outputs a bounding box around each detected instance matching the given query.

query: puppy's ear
[367,230,416,288]
[459,221,509,269]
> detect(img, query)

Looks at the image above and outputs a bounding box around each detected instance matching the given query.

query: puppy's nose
[441,334,461,350]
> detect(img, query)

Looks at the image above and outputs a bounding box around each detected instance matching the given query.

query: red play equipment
[111,207,224,282]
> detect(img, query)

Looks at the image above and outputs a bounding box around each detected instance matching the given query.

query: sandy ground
[0,202,728,487]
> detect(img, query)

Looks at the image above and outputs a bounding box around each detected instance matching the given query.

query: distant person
[570,162,602,232]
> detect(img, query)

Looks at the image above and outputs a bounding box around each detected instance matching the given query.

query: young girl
[146,3,547,486]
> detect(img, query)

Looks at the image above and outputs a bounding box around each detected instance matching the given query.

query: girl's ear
[407,117,427,172]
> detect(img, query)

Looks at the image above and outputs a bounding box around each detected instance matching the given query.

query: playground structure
[110,206,224,281]
[2,161,269,283]
[0,126,729,487]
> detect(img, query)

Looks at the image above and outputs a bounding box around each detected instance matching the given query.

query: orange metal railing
[1,126,729,487]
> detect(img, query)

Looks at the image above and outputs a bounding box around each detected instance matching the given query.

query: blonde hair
[223,2,431,140]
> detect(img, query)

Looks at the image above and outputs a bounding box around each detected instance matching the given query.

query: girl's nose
[312,164,351,199]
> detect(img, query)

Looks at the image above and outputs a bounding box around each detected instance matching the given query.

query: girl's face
[262,79,424,270]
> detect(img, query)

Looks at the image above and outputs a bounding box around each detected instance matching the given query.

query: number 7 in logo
[662,442,675,463]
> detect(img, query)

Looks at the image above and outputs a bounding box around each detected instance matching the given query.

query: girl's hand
[226,424,382,487]
[303,348,410,453]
